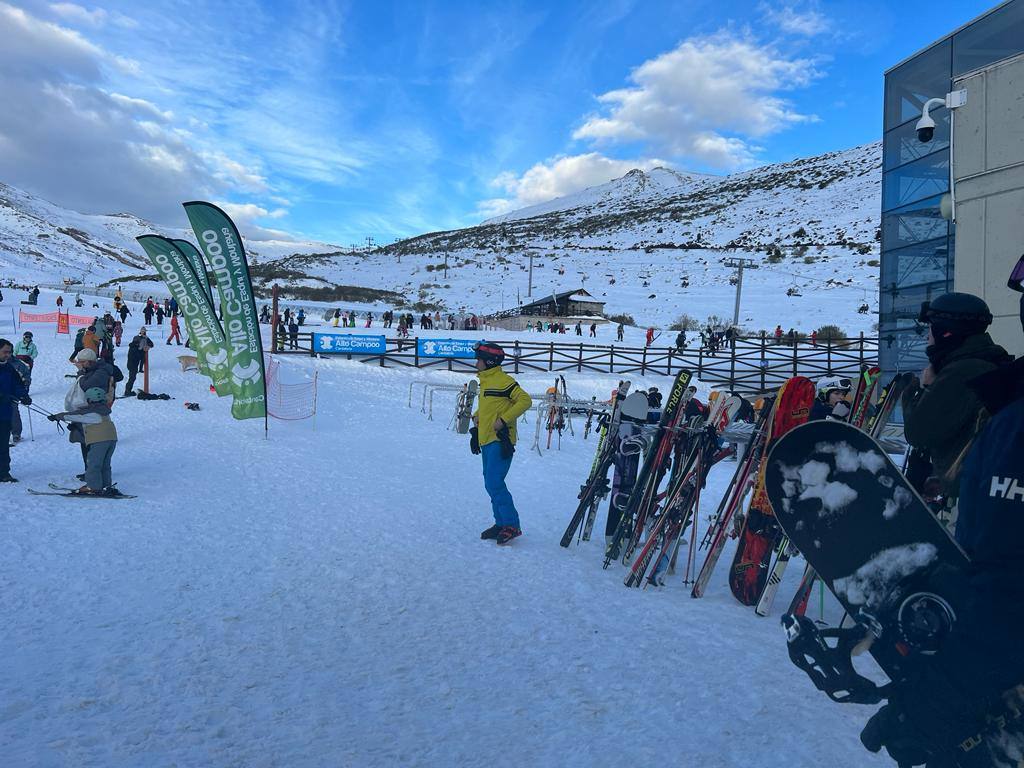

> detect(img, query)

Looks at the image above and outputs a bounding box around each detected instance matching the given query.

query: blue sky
[0,0,1002,245]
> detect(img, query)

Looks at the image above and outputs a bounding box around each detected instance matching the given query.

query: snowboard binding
[781,613,888,705]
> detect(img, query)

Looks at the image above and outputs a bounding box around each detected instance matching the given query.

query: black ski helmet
[918,292,992,338]
[473,340,505,369]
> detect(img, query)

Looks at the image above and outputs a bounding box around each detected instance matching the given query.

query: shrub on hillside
[814,324,849,344]
[607,313,635,326]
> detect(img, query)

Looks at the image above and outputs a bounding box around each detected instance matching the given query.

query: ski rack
[531,398,613,455]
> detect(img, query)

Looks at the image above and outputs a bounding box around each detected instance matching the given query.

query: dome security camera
[916,113,936,143]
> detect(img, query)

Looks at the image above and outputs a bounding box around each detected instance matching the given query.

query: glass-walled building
[880,0,1024,375]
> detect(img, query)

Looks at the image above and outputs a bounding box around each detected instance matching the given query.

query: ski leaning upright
[559,382,629,547]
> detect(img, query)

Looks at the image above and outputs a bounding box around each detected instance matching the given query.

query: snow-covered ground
[1,304,888,766]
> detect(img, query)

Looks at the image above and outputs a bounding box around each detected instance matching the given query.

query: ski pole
[26,403,33,441]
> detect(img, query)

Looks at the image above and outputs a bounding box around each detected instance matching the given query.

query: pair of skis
[28,483,136,499]
[559,381,630,547]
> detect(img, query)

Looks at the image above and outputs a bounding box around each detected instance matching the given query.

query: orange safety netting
[20,310,94,326]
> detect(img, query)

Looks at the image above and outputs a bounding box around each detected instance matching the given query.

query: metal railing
[275,330,878,392]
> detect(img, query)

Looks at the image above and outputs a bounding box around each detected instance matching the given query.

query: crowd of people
[0,287,188,494]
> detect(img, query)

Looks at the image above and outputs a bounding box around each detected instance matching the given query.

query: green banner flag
[171,238,216,308]
[136,235,233,396]
[183,201,267,422]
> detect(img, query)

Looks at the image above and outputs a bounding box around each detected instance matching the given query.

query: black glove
[20,395,31,405]
[861,703,932,767]
[47,413,61,422]
[496,424,515,459]
[470,427,480,455]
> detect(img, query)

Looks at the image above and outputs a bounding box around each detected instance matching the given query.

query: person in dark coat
[123,328,153,396]
[143,298,154,324]
[902,292,1011,500]
[0,338,32,482]
[118,303,131,322]
[859,266,1024,768]
[155,305,165,325]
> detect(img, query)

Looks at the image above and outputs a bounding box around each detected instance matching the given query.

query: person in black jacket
[123,328,153,396]
[902,293,1011,502]
[0,338,31,482]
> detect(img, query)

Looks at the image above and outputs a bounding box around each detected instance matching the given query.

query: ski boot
[496,527,522,545]
[480,524,501,540]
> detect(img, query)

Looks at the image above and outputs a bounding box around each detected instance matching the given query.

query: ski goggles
[1009,253,1024,293]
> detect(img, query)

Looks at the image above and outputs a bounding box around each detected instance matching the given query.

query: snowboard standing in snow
[728,376,814,605]
[765,420,1023,768]
[455,380,478,434]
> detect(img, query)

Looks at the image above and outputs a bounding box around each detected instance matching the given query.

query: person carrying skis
[49,352,119,495]
[0,338,32,482]
[902,292,1010,502]
[166,313,182,345]
[809,375,851,421]
[123,328,153,396]
[469,341,533,545]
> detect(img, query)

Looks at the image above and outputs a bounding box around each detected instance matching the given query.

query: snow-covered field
[0,298,888,766]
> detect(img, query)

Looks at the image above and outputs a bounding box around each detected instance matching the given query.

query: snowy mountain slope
[0,140,882,336]
[484,166,719,225]
[266,141,882,335]
[0,181,340,286]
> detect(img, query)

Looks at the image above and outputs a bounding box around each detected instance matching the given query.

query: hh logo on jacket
[990,476,1024,502]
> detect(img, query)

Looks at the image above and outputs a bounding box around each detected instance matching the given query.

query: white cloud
[49,2,137,29]
[572,31,822,169]
[759,2,830,36]
[478,152,670,217]
[0,2,282,226]
[215,202,295,241]
[49,2,105,26]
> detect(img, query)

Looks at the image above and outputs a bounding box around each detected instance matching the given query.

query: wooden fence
[272,331,878,393]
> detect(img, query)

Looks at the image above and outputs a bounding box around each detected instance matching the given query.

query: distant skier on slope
[469,341,532,545]
[645,327,655,346]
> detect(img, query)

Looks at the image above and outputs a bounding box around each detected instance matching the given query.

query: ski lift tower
[725,257,759,327]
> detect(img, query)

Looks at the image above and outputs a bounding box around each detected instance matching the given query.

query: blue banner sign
[417,338,477,359]
[313,333,387,354]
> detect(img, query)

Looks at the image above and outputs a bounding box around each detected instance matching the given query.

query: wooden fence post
[667,346,673,375]
[414,338,419,368]
[792,337,798,377]
[859,332,865,368]
[697,345,703,379]
[549,342,554,372]
[609,345,615,373]
[513,341,520,374]
[578,343,583,373]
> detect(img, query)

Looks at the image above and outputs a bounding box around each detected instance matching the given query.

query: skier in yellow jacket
[470,341,533,544]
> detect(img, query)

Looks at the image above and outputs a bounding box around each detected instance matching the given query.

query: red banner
[57,311,69,334]
[20,310,93,326]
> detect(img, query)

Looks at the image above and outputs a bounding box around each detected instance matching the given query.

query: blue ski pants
[481,442,520,528]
